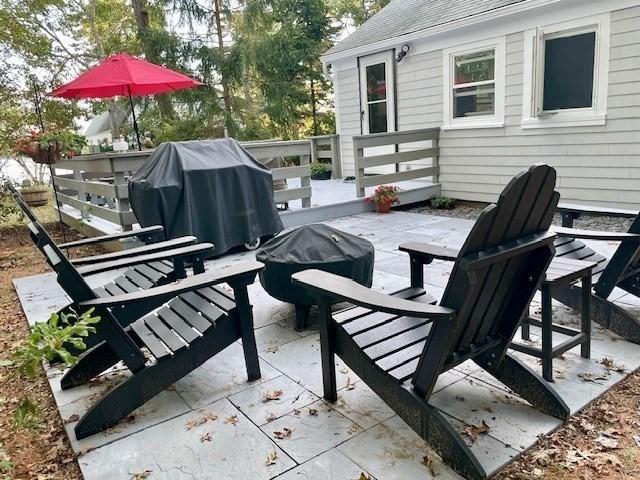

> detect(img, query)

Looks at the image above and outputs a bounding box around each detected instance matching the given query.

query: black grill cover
[256,224,375,306]
[128,139,284,256]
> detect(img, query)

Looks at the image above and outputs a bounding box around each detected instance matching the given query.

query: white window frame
[359,51,396,136]
[442,37,506,130]
[522,13,610,129]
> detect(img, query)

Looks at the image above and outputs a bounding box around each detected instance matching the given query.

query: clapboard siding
[334,4,640,208]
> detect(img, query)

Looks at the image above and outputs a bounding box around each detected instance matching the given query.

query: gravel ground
[412,202,634,232]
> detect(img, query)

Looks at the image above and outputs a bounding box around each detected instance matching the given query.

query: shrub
[10,309,101,378]
[310,162,330,175]
[430,196,457,210]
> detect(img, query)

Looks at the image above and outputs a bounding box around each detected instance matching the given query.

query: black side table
[511,257,596,382]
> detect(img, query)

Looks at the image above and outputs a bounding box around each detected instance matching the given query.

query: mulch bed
[0,222,100,480]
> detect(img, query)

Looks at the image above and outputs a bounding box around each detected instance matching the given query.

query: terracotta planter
[375,199,393,213]
[20,187,49,207]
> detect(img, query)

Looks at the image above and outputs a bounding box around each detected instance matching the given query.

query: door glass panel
[366,63,387,102]
[368,102,388,133]
[454,50,495,85]
[543,32,595,111]
[453,84,495,118]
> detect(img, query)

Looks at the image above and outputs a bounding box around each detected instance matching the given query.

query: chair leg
[60,341,121,390]
[477,353,570,420]
[553,283,640,345]
[294,304,311,331]
[318,300,337,402]
[232,286,261,382]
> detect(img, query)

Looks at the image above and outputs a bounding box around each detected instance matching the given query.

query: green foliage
[329,0,390,27]
[13,397,40,430]
[12,309,101,379]
[0,459,13,475]
[0,192,23,224]
[310,162,330,175]
[430,196,457,210]
[38,130,87,154]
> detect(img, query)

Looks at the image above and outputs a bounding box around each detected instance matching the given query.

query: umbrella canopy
[51,53,202,150]
[51,53,202,99]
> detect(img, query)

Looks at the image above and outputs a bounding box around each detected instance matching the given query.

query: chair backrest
[595,214,640,297]
[412,164,559,396]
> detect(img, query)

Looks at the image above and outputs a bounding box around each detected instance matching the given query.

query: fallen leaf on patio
[273,427,293,439]
[265,450,278,466]
[599,357,625,373]
[455,395,465,401]
[357,473,372,480]
[531,448,559,466]
[129,469,152,479]
[293,408,301,415]
[308,408,318,416]
[462,420,490,443]
[266,346,279,354]
[186,411,218,430]
[339,367,349,374]
[263,390,284,402]
[421,454,437,476]
[347,424,360,435]
[200,432,212,442]
[265,413,277,422]
[595,435,619,450]
[64,414,80,424]
[346,377,356,390]
[225,415,239,426]
[578,372,610,383]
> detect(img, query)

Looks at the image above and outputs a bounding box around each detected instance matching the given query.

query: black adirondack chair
[27,220,214,350]
[37,223,263,439]
[292,164,569,480]
[550,220,640,344]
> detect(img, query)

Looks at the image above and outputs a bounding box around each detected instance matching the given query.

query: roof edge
[323,0,561,63]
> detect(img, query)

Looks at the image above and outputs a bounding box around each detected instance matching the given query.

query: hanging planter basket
[30,141,64,165]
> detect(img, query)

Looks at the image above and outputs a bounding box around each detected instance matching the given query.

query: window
[443,38,505,129]
[542,32,595,111]
[522,14,610,129]
[365,63,388,133]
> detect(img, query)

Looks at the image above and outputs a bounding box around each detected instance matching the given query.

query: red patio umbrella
[51,53,202,150]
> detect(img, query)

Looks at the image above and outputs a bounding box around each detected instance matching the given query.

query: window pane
[453,84,495,118]
[543,32,595,111]
[368,101,388,133]
[366,63,386,102]
[454,50,495,85]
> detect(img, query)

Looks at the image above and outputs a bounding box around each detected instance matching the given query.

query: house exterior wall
[331,2,640,209]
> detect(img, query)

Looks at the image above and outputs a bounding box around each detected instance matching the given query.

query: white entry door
[359,51,396,175]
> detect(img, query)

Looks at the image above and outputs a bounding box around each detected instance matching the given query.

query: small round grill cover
[257,224,375,306]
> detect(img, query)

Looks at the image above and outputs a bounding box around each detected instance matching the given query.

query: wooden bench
[557,202,637,228]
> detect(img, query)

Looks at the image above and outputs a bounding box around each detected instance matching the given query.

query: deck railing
[52,135,340,231]
[352,128,440,198]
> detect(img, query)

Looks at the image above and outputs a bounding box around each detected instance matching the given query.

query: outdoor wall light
[396,44,410,62]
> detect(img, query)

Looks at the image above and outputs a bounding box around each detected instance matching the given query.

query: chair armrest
[553,227,640,242]
[80,261,265,307]
[70,236,197,266]
[292,270,455,320]
[399,243,460,262]
[77,242,214,276]
[58,225,165,249]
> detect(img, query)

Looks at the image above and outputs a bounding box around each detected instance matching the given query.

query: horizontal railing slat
[274,186,312,203]
[359,167,439,189]
[272,165,311,181]
[53,176,126,198]
[361,148,438,169]
[56,192,136,225]
[353,128,440,149]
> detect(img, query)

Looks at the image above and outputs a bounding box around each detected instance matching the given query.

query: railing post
[74,167,90,221]
[310,137,319,165]
[330,134,342,179]
[433,130,440,185]
[300,153,311,208]
[353,139,365,198]
[112,160,132,231]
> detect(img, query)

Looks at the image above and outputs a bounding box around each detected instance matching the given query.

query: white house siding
[334,4,640,209]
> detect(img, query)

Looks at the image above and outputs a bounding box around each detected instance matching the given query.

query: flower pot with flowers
[14,130,86,165]
[367,185,400,213]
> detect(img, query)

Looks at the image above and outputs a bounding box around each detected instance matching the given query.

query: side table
[511,257,597,382]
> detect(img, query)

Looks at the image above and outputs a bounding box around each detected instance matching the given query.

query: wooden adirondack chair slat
[157,307,201,342]
[354,315,430,349]
[125,269,155,289]
[181,291,228,322]
[364,323,432,361]
[197,287,236,312]
[376,340,427,373]
[115,277,141,294]
[145,316,187,353]
[131,319,171,359]
[168,297,214,332]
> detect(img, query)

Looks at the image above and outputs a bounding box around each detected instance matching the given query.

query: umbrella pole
[127,88,142,151]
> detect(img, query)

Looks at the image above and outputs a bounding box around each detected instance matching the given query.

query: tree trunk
[131,0,175,120]
[310,75,318,136]
[213,0,232,137]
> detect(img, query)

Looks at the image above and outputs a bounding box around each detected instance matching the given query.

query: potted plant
[14,130,86,164]
[310,162,331,180]
[19,181,49,207]
[367,185,400,213]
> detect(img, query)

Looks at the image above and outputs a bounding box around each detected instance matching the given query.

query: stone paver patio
[14,211,640,479]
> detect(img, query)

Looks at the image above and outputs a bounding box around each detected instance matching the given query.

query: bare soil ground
[0,202,98,480]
